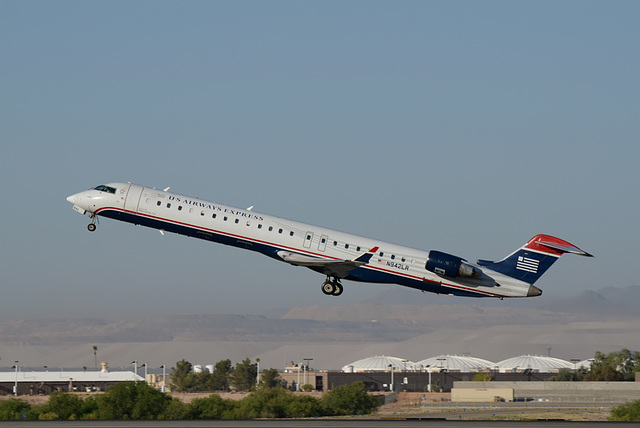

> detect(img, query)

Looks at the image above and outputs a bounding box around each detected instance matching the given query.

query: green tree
[170,359,193,392]
[548,368,583,382]
[259,368,282,389]
[473,373,493,382]
[210,359,233,391]
[321,381,380,416]
[93,345,98,371]
[0,399,31,420]
[233,358,257,392]
[585,351,625,381]
[585,349,640,381]
[187,371,212,392]
[98,381,171,419]
[609,399,640,422]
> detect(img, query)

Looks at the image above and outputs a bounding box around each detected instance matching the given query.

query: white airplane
[67,183,592,299]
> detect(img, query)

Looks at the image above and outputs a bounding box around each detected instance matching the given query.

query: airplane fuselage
[67,183,591,299]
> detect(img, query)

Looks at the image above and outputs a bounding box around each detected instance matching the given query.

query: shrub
[98,382,171,419]
[609,399,640,422]
[37,412,59,420]
[45,391,84,419]
[0,399,31,420]
[321,382,380,416]
[185,394,236,419]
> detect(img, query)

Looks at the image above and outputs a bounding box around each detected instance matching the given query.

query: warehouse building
[0,363,143,396]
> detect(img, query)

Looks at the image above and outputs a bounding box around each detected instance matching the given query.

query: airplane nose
[67,193,80,205]
[527,284,543,297]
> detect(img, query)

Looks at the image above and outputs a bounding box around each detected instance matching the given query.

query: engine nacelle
[426,250,481,278]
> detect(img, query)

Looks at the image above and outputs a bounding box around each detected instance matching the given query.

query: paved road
[0,420,636,428]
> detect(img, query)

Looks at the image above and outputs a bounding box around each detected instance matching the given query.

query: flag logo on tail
[516,256,539,273]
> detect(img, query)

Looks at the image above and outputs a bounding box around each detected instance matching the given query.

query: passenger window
[224,216,228,221]
[235,219,239,224]
[333,241,338,246]
[201,211,205,216]
[345,244,349,249]
[290,231,294,236]
[391,255,395,260]
[167,203,171,208]
[156,201,161,206]
[321,238,326,244]
[258,224,262,229]
[306,235,311,240]
[268,226,273,231]
[379,252,384,257]
[178,206,183,211]
[278,229,283,234]
[212,214,217,219]
[357,246,361,252]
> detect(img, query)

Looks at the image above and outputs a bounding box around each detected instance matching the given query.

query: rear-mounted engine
[426,250,481,278]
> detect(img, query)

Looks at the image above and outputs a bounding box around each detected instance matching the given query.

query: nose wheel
[321,277,343,296]
[87,214,98,232]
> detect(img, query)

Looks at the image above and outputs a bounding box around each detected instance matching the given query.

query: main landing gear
[321,276,343,296]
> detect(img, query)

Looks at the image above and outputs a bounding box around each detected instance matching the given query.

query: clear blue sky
[1,0,638,321]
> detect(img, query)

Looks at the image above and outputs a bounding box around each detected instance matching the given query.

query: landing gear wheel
[322,281,335,295]
[87,223,97,232]
[332,282,343,296]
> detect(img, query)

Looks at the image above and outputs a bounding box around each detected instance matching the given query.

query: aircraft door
[123,184,144,213]
[303,231,313,249]
[318,234,328,252]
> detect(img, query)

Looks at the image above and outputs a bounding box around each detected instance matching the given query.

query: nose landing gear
[87,214,98,232]
[321,276,343,296]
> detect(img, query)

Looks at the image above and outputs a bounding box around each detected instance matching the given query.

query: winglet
[354,246,379,263]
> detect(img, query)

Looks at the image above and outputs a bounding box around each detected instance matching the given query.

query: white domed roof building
[341,355,416,373]
[415,355,496,373]
[575,359,595,370]
[496,355,574,373]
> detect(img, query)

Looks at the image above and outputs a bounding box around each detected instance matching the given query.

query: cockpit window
[93,185,117,194]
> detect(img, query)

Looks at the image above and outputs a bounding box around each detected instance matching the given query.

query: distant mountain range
[0,285,636,346]
[0,286,637,370]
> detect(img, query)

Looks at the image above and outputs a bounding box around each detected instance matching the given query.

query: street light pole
[388,364,394,392]
[256,359,260,388]
[142,363,148,383]
[13,361,19,396]
[426,365,432,392]
[303,358,313,385]
[131,361,138,382]
[160,365,166,393]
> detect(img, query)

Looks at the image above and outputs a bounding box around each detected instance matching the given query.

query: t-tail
[477,234,593,285]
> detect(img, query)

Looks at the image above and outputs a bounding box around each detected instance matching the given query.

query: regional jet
[67,183,592,299]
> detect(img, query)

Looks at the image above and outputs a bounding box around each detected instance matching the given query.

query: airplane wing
[277,246,379,278]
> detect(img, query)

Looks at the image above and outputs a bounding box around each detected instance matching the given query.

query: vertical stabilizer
[477,234,592,284]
